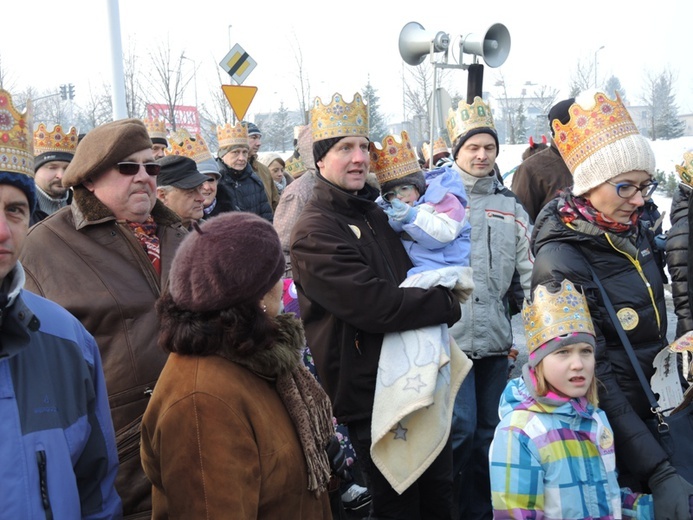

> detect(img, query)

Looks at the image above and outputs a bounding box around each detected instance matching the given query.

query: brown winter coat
[251,156,281,212]
[140,344,332,518]
[19,187,187,519]
[510,143,573,223]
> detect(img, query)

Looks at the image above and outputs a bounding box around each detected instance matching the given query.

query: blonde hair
[534,360,599,407]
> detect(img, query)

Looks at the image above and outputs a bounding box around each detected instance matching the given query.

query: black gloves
[648,461,693,520]
[325,435,352,483]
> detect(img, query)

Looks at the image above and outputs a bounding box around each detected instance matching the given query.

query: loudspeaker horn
[399,21,450,66]
[460,23,511,68]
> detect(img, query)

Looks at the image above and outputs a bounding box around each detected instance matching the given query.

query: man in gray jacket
[446,97,534,520]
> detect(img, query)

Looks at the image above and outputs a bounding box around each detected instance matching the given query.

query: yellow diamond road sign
[219,44,256,85]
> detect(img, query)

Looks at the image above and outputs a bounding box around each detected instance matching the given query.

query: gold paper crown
[33,123,78,157]
[675,152,693,187]
[311,92,368,141]
[167,128,214,163]
[285,156,307,177]
[370,131,420,186]
[422,137,449,162]
[143,118,168,140]
[446,96,495,144]
[0,89,33,177]
[216,122,248,150]
[552,91,639,174]
[522,279,595,353]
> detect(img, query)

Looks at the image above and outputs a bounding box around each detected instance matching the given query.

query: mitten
[384,198,418,224]
[648,461,693,520]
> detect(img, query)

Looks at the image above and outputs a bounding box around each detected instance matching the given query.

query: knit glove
[648,461,693,520]
[325,435,352,483]
[384,198,418,224]
[452,266,475,304]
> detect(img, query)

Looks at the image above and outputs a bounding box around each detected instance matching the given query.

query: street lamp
[594,45,605,88]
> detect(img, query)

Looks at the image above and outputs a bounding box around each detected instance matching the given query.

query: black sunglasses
[116,162,161,176]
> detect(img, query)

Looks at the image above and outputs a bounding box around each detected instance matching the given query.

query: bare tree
[568,58,594,97]
[146,40,194,131]
[527,84,559,138]
[76,82,113,131]
[290,35,310,125]
[493,72,526,144]
[123,40,146,118]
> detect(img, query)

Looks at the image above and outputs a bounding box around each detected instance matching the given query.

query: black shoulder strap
[586,266,662,411]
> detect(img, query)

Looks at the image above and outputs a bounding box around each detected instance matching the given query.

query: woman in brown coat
[141,212,334,519]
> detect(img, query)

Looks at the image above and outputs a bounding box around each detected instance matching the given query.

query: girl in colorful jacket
[489,280,653,520]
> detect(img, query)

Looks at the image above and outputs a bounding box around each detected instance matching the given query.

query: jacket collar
[451,161,499,194]
[0,264,38,360]
[313,172,379,214]
[70,185,182,230]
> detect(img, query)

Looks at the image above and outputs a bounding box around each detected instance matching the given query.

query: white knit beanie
[567,90,656,196]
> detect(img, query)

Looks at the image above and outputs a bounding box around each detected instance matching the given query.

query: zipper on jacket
[354,331,362,355]
[36,450,54,520]
[605,233,661,329]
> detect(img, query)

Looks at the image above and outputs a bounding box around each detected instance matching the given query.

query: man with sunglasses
[19,118,188,519]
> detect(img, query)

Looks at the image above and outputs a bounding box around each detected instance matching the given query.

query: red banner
[146,104,200,135]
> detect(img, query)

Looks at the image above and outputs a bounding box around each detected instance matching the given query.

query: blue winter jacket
[0,264,121,519]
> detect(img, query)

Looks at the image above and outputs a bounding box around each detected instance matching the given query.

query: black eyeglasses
[116,162,161,176]
[605,179,658,199]
[383,184,416,202]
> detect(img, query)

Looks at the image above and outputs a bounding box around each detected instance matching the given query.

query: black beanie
[548,98,575,137]
[381,171,426,198]
[313,137,343,165]
[452,128,499,159]
[34,151,74,172]
[151,137,168,146]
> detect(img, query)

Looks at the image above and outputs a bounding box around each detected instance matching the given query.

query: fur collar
[216,313,306,379]
[72,185,182,227]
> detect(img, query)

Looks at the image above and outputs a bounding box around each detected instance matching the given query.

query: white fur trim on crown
[572,133,656,196]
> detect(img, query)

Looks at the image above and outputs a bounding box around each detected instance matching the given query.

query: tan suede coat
[19,187,187,519]
[141,353,332,519]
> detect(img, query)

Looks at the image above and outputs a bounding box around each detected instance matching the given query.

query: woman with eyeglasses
[531,91,693,520]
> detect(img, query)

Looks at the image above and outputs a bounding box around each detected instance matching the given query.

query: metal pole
[106,0,127,120]
[429,43,438,168]
[594,45,604,89]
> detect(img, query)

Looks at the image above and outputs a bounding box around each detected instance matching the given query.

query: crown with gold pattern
[285,156,307,177]
[675,151,693,187]
[522,279,595,354]
[446,96,495,144]
[370,131,420,186]
[0,89,34,177]
[551,91,640,174]
[167,128,214,163]
[34,123,78,157]
[143,118,168,141]
[216,122,248,150]
[422,137,449,163]
[311,92,368,142]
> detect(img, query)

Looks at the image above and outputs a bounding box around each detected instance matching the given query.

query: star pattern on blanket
[403,374,426,393]
[391,422,408,441]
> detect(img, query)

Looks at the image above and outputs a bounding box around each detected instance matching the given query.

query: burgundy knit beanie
[62,118,153,188]
[168,212,285,312]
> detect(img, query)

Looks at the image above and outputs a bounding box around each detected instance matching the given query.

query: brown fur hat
[169,212,285,312]
[62,118,153,188]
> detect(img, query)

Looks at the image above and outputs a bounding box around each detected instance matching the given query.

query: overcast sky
[3,0,692,123]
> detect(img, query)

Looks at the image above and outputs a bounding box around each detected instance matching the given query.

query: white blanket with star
[370,266,473,494]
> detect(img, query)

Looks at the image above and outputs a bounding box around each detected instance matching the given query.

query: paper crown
[551,91,640,174]
[34,123,78,157]
[675,151,693,187]
[216,122,248,150]
[370,131,420,186]
[522,279,595,353]
[446,96,495,144]
[422,137,449,162]
[167,128,214,164]
[143,118,168,140]
[0,89,34,177]
[285,156,307,177]
[311,92,368,142]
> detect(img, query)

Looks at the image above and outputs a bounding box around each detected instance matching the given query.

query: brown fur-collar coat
[19,187,187,518]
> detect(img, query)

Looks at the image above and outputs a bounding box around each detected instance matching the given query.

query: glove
[648,461,693,520]
[325,435,352,483]
[452,267,475,304]
[384,198,418,224]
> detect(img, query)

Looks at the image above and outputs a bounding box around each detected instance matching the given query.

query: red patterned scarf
[557,189,638,234]
[126,216,161,275]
